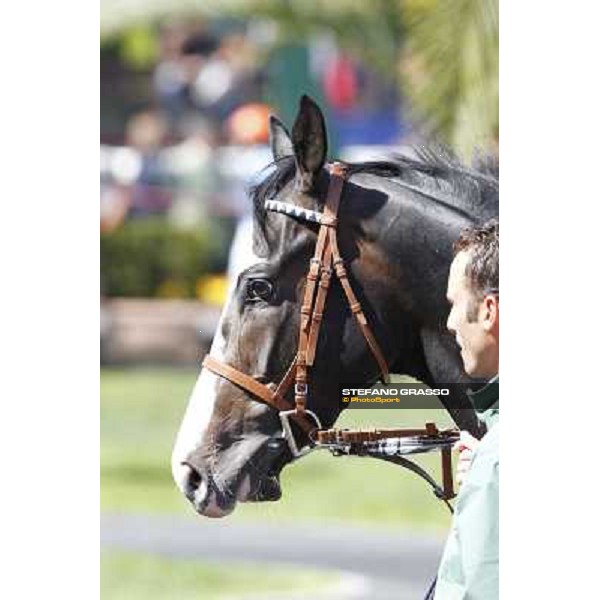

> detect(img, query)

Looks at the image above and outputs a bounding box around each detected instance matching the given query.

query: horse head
[172,95,497,517]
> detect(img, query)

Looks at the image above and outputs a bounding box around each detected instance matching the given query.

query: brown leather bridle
[202,162,390,458]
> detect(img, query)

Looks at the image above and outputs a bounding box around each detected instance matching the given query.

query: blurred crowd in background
[101,1,498,310]
[100,16,407,304]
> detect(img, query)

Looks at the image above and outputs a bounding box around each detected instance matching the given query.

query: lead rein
[312,422,459,512]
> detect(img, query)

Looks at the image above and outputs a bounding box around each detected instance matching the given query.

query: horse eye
[246,279,274,302]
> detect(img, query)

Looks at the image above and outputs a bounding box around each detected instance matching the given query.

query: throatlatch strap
[329,226,390,384]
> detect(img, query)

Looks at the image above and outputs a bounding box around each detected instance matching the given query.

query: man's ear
[269,115,293,162]
[291,95,328,191]
[482,295,499,332]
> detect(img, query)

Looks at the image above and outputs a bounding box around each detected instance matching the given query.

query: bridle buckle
[294,382,308,396]
[279,409,322,459]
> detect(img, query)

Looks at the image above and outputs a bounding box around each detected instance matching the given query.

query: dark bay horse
[172,95,498,517]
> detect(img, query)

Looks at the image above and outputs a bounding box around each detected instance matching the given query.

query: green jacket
[434,376,499,600]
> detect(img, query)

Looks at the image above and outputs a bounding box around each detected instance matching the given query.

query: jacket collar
[469,374,499,416]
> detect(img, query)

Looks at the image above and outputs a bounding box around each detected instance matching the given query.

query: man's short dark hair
[453,219,499,318]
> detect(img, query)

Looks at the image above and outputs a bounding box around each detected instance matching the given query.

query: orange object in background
[226,103,272,145]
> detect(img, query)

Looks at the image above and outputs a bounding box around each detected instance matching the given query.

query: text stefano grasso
[342,388,450,396]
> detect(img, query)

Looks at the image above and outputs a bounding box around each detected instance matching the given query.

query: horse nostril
[180,463,206,503]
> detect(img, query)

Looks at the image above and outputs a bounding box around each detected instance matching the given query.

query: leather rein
[202,162,390,457]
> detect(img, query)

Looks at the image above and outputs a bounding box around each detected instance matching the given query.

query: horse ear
[291,95,328,190]
[269,115,293,162]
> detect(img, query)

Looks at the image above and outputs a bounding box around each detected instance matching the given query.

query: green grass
[101,551,337,600]
[101,368,455,530]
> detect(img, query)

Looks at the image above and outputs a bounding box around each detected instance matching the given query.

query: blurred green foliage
[401,0,498,157]
[120,26,159,70]
[100,218,229,298]
[102,551,338,600]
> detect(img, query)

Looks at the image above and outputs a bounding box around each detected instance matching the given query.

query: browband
[265,200,337,227]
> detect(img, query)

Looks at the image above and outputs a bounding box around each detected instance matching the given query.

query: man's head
[446,220,499,378]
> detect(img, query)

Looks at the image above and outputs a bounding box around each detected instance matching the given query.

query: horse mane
[250,146,499,248]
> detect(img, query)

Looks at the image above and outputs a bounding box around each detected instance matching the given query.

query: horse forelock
[249,155,297,255]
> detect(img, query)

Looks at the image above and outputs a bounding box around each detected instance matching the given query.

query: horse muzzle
[175,463,236,518]
[173,436,292,516]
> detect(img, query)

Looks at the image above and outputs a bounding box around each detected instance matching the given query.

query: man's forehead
[448,251,471,292]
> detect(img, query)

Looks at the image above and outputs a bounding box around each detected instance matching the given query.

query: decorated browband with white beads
[264,200,337,227]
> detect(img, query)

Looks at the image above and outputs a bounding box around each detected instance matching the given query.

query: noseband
[202,162,390,457]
